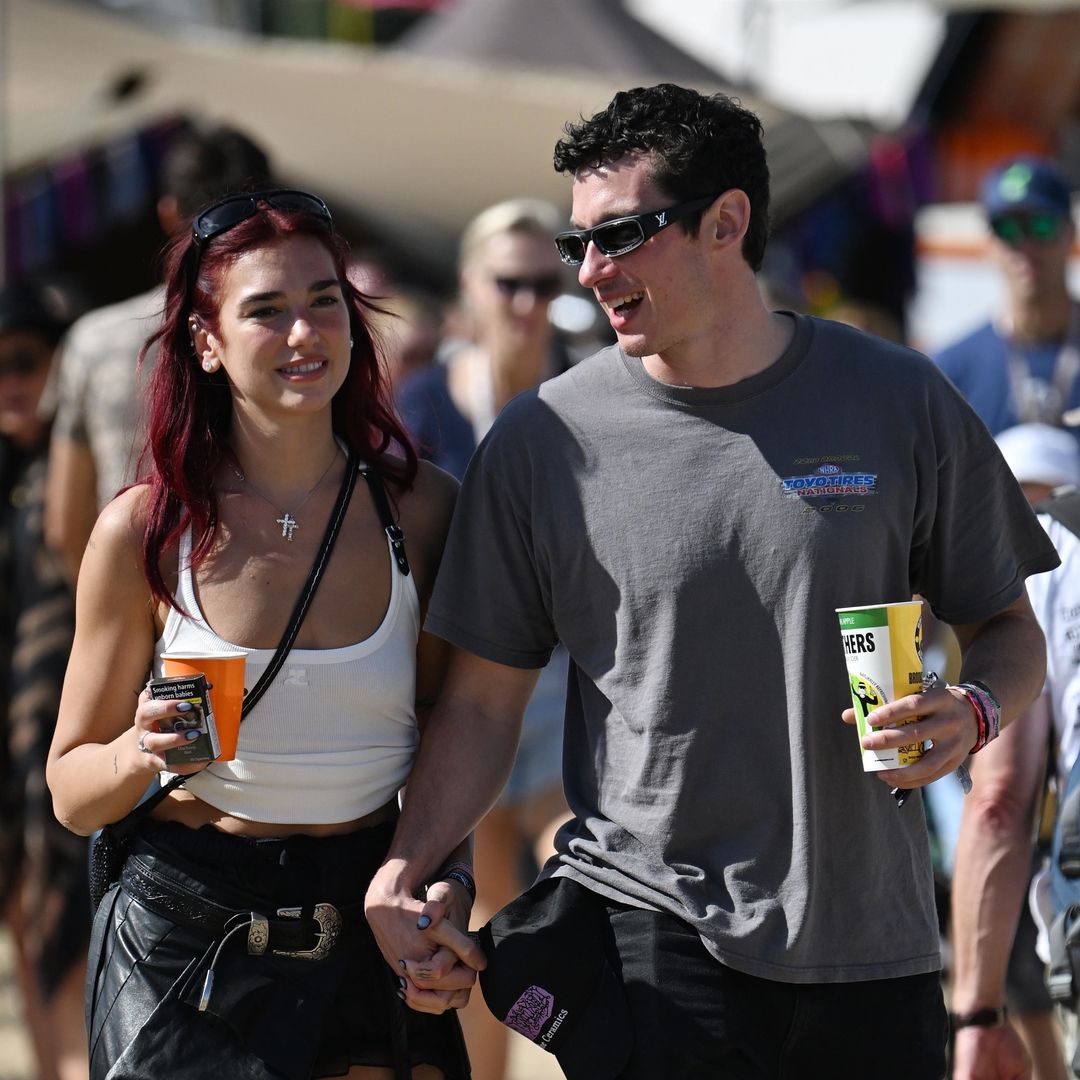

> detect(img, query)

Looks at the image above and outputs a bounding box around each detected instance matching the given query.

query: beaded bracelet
[950,682,1001,754]
[951,685,987,753]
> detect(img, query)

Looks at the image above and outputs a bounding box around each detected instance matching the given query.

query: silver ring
[138,732,151,754]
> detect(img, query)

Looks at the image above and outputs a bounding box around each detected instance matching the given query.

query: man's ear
[710,188,751,253]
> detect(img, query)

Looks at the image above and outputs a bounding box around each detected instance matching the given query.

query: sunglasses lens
[267,192,332,225]
[194,197,256,243]
[1029,213,1061,241]
[555,234,587,265]
[495,275,561,299]
[992,213,1063,245]
[194,191,332,246]
[593,220,646,257]
[533,275,561,298]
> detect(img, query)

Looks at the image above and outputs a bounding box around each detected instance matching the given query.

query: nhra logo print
[780,462,877,498]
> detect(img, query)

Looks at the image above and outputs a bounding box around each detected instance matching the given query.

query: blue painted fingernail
[185,730,200,740]
[396,989,406,1000]
[398,959,406,970]
[398,975,407,988]
[176,701,193,712]
[417,914,431,930]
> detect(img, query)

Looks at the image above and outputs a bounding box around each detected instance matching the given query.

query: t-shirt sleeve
[911,378,1060,624]
[49,332,90,444]
[425,406,557,669]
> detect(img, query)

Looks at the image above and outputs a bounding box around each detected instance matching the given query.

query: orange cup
[162,653,246,761]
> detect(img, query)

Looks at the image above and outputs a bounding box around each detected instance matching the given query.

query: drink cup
[835,601,925,772]
[162,653,246,761]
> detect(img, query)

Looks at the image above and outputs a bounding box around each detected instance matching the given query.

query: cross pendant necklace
[276,512,299,541]
[231,447,340,541]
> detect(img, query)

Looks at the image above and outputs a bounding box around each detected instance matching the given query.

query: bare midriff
[150,790,399,837]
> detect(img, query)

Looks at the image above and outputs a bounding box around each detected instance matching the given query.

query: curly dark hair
[553,83,770,271]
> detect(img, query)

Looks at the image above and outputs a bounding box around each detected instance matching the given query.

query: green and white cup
[836,600,926,772]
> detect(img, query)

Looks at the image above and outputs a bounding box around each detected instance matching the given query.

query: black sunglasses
[493,274,561,300]
[989,211,1065,247]
[191,189,333,247]
[554,194,719,266]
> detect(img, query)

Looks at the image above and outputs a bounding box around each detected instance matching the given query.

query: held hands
[365,861,487,1015]
[841,685,979,789]
[131,688,211,777]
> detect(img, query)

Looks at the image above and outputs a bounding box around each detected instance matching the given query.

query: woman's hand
[130,688,213,777]
[365,861,487,1016]
[398,876,482,1013]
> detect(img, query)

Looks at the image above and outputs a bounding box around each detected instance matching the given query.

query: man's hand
[841,685,978,788]
[952,1023,1032,1080]
[365,862,487,1015]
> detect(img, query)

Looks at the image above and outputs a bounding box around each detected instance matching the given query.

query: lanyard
[1005,305,1080,426]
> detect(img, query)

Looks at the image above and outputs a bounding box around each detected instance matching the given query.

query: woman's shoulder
[76,484,156,612]
[90,484,151,553]
[396,458,458,535]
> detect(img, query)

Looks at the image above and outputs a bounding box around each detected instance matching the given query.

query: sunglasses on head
[493,274,561,300]
[554,193,719,266]
[191,189,333,247]
[0,347,49,379]
[989,211,1065,246]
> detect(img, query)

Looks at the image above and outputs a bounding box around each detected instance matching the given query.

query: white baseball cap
[996,423,1080,488]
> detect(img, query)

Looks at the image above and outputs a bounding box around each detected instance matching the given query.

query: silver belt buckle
[272,902,342,961]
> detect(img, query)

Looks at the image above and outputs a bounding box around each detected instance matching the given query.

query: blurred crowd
[0,108,1077,1080]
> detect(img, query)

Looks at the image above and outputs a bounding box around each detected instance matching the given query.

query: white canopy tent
[5,0,870,274]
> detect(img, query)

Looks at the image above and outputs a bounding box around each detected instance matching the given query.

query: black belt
[122,856,356,962]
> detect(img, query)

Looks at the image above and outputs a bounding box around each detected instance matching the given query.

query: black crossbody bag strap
[360,465,411,576]
[116,449,361,828]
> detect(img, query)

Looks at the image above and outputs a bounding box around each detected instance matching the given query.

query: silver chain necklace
[231,447,340,541]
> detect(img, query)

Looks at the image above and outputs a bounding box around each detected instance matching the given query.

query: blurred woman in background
[0,281,87,1080]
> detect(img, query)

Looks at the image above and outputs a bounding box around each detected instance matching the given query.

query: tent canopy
[396,0,725,83]
[7,0,870,262]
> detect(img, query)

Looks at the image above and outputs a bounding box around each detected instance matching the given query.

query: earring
[202,360,215,372]
[349,337,354,348]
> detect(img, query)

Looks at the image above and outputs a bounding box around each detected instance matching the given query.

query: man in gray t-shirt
[365,84,1058,1078]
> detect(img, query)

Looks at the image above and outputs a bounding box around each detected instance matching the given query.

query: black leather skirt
[86,818,470,1080]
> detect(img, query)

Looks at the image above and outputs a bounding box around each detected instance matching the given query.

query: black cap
[477,877,632,1080]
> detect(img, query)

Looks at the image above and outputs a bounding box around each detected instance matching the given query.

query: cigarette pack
[147,673,220,765]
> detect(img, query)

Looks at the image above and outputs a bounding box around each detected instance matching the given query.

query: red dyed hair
[138,199,417,609]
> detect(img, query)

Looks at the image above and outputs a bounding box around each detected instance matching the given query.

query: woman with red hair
[46,191,476,1079]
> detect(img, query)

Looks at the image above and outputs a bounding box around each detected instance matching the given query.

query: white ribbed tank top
[154,525,421,823]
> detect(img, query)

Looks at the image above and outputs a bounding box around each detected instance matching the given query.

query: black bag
[87,452,361,909]
[88,817,144,912]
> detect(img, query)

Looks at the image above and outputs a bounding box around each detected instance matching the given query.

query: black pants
[603,896,948,1080]
[86,818,469,1080]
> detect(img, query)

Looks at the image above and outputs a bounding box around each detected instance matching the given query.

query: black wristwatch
[950,1005,1007,1030]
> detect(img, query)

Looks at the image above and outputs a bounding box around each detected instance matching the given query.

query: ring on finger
[138,732,152,754]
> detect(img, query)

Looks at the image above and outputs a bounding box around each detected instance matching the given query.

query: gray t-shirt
[50,287,162,508]
[427,313,1059,983]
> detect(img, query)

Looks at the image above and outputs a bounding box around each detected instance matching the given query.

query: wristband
[950,682,1001,754]
[434,860,476,902]
[951,1005,1007,1030]
[968,680,1002,736]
